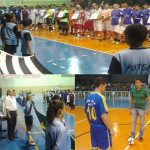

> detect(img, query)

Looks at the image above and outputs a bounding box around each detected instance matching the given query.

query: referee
[5,89,18,140]
[129,79,150,142]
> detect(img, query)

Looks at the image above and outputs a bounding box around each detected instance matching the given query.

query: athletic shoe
[116,42,120,45]
[27,140,35,146]
[87,35,91,38]
[64,33,68,36]
[73,36,78,38]
[79,36,84,39]
[100,38,103,42]
[59,33,64,35]
[149,38,150,42]
[92,38,98,40]
[139,137,143,142]
[111,41,116,44]
[35,27,38,31]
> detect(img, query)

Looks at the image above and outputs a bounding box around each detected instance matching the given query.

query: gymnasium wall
[0,0,72,6]
[1,75,75,94]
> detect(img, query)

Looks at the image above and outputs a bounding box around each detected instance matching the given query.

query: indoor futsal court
[3,29,150,74]
[75,75,150,150]
[0,75,75,150]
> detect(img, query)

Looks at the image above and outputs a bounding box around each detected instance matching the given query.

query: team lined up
[0,3,150,45]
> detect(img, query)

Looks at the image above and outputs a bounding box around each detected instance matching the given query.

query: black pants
[70,100,74,109]
[22,54,30,56]
[4,45,17,55]
[7,111,17,138]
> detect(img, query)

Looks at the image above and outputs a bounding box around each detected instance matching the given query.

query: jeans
[131,108,145,138]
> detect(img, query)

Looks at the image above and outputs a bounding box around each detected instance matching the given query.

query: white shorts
[111,25,116,31]
[145,25,150,30]
[32,17,37,25]
[103,23,113,31]
[93,22,103,31]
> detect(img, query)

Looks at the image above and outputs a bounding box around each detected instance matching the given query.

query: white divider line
[124,119,150,150]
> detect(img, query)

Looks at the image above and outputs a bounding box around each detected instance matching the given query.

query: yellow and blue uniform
[84,92,112,150]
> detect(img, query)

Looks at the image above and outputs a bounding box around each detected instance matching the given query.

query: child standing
[59,4,69,36]
[18,18,34,56]
[24,94,35,146]
[73,5,85,38]
[1,13,19,55]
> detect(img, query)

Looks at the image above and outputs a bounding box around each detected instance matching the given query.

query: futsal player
[84,77,115,150]
[123,3,134,28]
[59,4,69,36]
[143,3,150,42]
[132,4,143,24]
[108,24,150,74]
[111,3,124,45]
[129,79,150,141]
[92,4,104,41]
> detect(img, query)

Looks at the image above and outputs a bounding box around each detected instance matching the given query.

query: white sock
[27,131,31,142]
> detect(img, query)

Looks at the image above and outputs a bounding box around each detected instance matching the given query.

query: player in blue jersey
[143,3,150,42]
[84,77,115,150]
[132,4,144,24]
[123,3,134,27]
[111,3,124,45]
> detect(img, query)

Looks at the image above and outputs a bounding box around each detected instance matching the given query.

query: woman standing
[46,100,71,150]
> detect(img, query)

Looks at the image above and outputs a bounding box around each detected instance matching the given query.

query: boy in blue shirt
[24,94,35,146]
[85,77,115,150]
[18,18,34,56]
[1,13,19,55]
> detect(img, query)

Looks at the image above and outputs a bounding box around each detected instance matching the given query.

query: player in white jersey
[39,6,46,24]
[103,3,113,40]
[30,6,39,31]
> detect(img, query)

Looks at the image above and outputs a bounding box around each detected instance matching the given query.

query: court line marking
[31,132,44,134]
[34,36,150,55]
[124,119,150,150]
[75,107,118,125]
[18,114,39,150]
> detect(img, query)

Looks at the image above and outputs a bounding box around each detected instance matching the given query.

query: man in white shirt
[5,89,18,140]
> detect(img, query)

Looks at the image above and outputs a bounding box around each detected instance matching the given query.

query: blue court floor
[0,94,75,150]
[0,36,112,74]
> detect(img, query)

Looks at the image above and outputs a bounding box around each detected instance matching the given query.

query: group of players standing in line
[0,3,150,45]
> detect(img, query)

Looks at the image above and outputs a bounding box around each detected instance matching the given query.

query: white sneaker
[149,38,150,42]
[35,27,38,31]
[27,140,35,146]
[87,35,91,38]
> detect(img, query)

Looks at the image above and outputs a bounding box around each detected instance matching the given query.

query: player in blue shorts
[84,77,115,150]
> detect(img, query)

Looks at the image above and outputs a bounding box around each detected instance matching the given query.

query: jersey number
[87,106,97,120]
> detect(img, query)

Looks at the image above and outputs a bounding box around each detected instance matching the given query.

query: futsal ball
[128,137,135,145]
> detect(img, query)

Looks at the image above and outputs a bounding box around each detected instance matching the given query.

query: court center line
[124,119,150,150]
[75,107,118,125]
[18,114,39,150]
